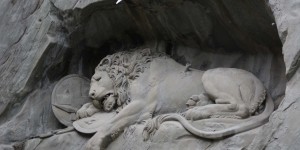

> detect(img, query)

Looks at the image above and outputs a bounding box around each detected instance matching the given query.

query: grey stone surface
[25,120,262,150]
[0,0,298,149]
[0,0,67,146]
[247,1,300,149]
[108,121,263,150]
[24,131,89,150]
[267,0,300,79]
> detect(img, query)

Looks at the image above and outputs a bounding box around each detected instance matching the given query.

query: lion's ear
[100,57,111,67]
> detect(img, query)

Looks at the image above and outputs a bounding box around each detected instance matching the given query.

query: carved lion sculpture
[76,49,274,150]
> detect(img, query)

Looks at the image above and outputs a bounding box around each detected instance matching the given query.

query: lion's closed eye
[93,77,101,81]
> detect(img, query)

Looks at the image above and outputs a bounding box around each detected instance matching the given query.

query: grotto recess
[0,0,288,150]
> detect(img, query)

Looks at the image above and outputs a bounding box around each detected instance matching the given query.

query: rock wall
[249,0,300,149]
[0,0,296,149]
[0,0,66,146]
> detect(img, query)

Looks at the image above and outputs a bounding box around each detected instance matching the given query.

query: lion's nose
[89,90,96,98]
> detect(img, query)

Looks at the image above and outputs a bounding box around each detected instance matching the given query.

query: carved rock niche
[64,0,285,107]
[52,1,286,149]
[0,0,287,150]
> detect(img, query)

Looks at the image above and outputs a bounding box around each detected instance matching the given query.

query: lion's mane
[95,48,164,112]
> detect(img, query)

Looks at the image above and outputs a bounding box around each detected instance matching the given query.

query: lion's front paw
[186,95,199,109]
[143,119,158,141]
[85,138,101,150]
[76,103,100,119]
[86,133,109,150]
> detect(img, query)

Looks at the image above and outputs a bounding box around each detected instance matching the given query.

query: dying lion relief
[75,49,274,150]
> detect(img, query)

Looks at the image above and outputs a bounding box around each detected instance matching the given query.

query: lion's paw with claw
[76,102,100,119]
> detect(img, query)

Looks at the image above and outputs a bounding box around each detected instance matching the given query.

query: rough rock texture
[0,0,66,145]
[248,0,300,149]
[0,0,296,149]
[24,131,89,150]
[107,122,262,150]
[26,121,262,150]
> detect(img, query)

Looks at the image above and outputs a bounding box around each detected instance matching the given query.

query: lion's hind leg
[184,103,243,120]
[184,92,249,121]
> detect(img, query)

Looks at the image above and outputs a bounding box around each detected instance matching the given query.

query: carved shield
[51,74,91,126]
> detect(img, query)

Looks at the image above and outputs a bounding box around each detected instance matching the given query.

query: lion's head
[89,48,164,112]
[89,71,116,112]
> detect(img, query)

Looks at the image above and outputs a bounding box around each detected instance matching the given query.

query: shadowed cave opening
[56,0,286,108]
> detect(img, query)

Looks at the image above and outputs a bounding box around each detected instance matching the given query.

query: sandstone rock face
[0,0,297,149]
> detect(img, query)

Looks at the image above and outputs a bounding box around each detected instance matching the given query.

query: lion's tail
[143,93,274,140]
